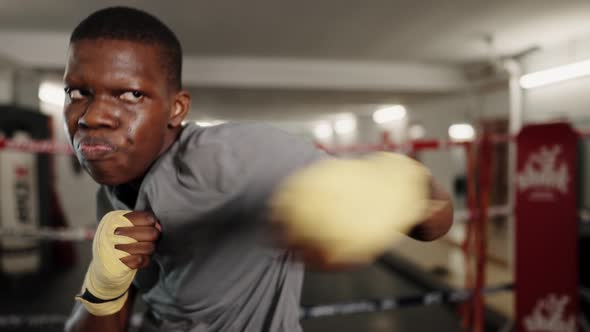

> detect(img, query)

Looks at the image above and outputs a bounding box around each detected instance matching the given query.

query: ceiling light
[195,120,224,127]
[38,81,65,107]
[520,58,590,89]
[448,123,475,141]
[313,122,333,139]
[372,105,406,124]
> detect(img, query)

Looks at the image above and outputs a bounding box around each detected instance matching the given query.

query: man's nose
[78,97,119,130]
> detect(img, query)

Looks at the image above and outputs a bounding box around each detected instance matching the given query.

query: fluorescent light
[408,124,426,140]
[448,123,475,141]
[520,58,590,89]
[334,117,356,135]
[313,122,333,139]
[372,105,406,124]
[195,120,224,127]
[38,81,65,107]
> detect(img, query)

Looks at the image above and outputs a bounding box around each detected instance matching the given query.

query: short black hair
[70,6,182,91]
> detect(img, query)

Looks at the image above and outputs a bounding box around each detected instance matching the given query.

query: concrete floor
[0,242,464,332]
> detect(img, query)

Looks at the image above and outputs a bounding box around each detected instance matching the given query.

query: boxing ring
[0,122,589,332]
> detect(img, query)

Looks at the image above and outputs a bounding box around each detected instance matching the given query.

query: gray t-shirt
[95,123,326,332]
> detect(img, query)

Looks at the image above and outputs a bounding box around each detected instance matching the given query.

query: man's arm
[408,178,454,241]
[66,210,160,332]
[65,286,136,332]
[270,152,455,269]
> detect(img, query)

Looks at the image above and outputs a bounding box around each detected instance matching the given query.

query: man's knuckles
[123,211,158,226]
[114,225,160,242]
[114,242,156,255]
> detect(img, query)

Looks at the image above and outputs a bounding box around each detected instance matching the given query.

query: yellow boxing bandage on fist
[270,152,431,265]
[75,210,137,316]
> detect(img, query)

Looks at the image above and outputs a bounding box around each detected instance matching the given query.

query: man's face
[64,39,175,186]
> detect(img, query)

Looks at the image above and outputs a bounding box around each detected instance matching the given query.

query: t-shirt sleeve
[178,123,329,218]
[232,124,329,207]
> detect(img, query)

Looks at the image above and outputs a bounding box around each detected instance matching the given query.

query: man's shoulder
[186,121,302,146]
[174,122,325,192]
[181,122,317,160]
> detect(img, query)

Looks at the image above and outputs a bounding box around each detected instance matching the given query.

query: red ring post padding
[515,123,579,332]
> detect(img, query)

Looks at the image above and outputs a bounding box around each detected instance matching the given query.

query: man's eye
[120,91,144,102]
[66,88,86,101]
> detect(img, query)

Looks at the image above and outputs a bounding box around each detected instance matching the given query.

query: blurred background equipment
[0,107,49,276]
[0,106,76,283]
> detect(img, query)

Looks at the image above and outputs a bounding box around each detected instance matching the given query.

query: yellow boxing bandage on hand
[75,210,137,316]
[270,152,431,266]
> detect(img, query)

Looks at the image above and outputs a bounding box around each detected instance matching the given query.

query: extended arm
[408,178,453,241]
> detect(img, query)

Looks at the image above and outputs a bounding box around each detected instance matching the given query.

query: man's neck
[115,126,184,208]
[159,125,183,157]
[115,179,142,208]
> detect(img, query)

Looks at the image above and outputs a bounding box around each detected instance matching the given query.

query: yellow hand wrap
[75,210,137,316]
[270,152,431,265]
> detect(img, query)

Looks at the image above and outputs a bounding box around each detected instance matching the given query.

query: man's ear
[168,90,191,128]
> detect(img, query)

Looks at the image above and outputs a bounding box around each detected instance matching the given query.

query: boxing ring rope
[1,207,491,240]
[0,133,510,155]
[2,128,588,156]
[0,136,74,155]
[1,129,586,154]
[1,129,590,331]
[2,206,587,241]
[2,284,590,329]
[0,284,516,329]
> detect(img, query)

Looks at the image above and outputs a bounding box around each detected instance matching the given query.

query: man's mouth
[77,137,117,160]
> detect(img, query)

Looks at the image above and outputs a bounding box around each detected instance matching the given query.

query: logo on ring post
[523,293,576,332]
[517,145,569,200]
